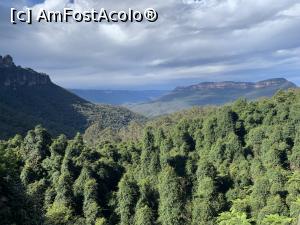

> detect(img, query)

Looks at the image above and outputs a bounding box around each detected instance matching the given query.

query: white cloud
[0,0,299,89]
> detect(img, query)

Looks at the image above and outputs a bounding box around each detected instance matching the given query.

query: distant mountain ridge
[174,78,293,91]
[0,55,144,139]
[129,78,297,117]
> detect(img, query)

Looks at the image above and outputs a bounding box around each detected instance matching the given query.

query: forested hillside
[1,89,300,225]
[0,55,144,139]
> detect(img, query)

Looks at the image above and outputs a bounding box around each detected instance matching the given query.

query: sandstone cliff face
[254,79,291,88]
[0,55,51,89]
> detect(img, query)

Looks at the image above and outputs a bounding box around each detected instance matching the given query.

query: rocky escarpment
[175,78,296,91]
[0,55,51,89]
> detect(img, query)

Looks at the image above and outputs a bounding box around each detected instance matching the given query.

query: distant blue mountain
[128,78,298,117]
[69,89,170,105]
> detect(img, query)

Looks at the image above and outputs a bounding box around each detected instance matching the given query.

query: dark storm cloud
[0,0,299,89]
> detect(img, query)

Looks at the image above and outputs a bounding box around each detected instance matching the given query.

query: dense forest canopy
[1,89,300,225]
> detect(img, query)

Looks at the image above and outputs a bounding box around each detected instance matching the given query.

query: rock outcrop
[0,55,51,88]
[0,55,15,67]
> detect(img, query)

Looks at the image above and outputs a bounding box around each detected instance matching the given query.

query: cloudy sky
[0,0,300,89]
